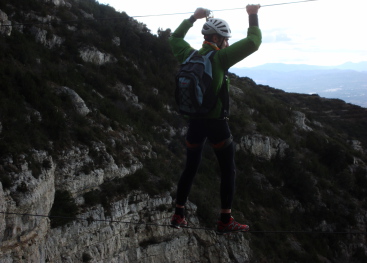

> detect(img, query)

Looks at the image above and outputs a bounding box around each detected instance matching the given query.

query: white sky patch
[98,0,367,67]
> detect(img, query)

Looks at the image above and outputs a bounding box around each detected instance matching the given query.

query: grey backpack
[175,50,221,116]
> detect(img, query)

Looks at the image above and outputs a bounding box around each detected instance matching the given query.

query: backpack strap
[205,50,216,59]
[219,72,229,118]
[205,50,229,118]
[183,49,198,64]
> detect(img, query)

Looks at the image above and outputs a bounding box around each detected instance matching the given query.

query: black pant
[176,119,236,209]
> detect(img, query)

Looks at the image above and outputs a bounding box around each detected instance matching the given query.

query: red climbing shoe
[216,216,249,235]
[170,214,188,229]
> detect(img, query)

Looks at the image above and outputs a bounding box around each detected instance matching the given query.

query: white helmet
[201,18,232,38]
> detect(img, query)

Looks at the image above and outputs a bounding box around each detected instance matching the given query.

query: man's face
[213,35,229,49]
[220,38,229,49]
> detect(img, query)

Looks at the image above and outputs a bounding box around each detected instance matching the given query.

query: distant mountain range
[230,62,367,108]
[235,61,367,72]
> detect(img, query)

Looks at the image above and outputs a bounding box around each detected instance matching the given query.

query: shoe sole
[170,224,188,229]
[216,229,250,235]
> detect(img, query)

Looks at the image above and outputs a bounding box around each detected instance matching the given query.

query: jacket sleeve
[216,25,262,69]
[169,19,196,63]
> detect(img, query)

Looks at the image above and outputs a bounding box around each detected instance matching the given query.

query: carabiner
[206,9,214,21]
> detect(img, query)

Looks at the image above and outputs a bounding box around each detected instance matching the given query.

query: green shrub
[320,142,353,173]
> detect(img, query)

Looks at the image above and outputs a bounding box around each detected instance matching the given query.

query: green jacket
[169,18,262,119]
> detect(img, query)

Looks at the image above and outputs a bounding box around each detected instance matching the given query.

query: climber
[168,4,262,234]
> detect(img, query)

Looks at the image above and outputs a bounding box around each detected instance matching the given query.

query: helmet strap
[218,37,225,49]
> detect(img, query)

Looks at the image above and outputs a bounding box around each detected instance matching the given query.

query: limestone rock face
[55,86,90,116]
[0,151,55,261]
[79,47,117,65]
[42,192,251,263]
[293,111,313,131]
[54,144,143,195]
[30,26,64,49]
[113,83,140,105]
[238,134,289,160]
[0,122,252,262]
[0,185,7,242]
[350,140,364,153]
[44,0,68,6]
[0,10,11,36]
[112,36,120,46]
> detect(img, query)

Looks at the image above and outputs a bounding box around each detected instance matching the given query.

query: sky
[98,0,367,68]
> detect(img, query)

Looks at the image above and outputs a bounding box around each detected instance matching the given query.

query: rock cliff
[1,0,367,262]
[0,152,252,262]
